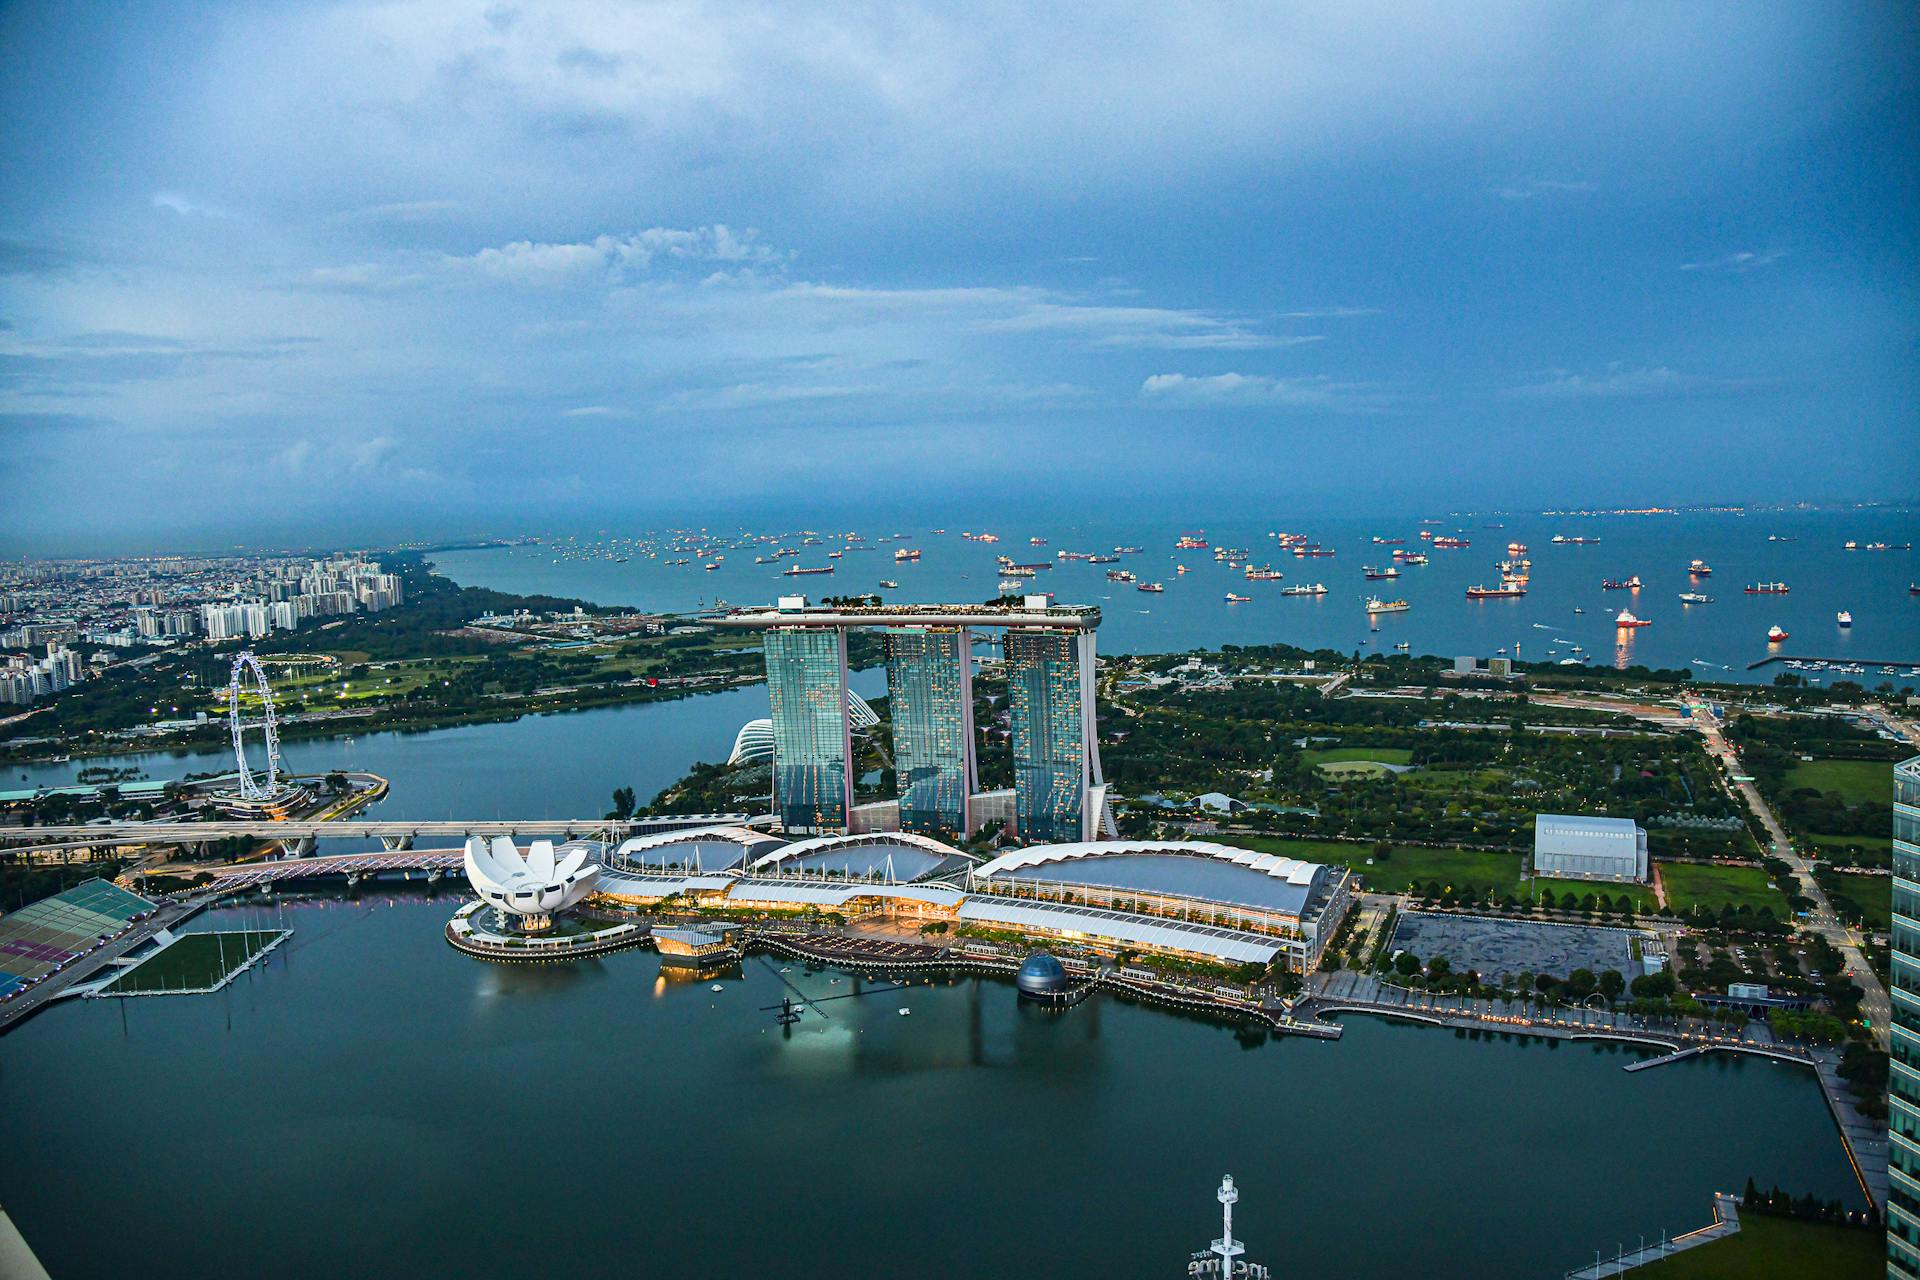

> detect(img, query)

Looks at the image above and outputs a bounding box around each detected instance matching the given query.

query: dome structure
[1015,952,1070,999]
[464,836,600,926]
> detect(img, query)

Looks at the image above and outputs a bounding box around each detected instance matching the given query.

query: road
[1688,699,1892,1049]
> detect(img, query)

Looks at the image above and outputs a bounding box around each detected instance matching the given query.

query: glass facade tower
[884,628,975,838]
[764,628,852,834]
[1006,629,1092,844]
[1891,755,1920,1278]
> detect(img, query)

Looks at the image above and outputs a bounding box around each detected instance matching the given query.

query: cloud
[561,404,623,417]
[1498,364,1770,400]
[1680,249,1784,272]
[984,302,1315,350]
[346,435,398,471]
[1139,371,1370,409]
[1494,178,1598,201]
[153,192,237,220]
[454,225,784,285]
[660,382,877,412]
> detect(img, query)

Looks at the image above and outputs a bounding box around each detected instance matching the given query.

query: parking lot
[1389,911,1642,980]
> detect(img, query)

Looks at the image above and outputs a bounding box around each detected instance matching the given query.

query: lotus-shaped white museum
[464,835,600,930]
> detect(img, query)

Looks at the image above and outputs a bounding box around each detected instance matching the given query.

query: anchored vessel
[1363,596,1409,614]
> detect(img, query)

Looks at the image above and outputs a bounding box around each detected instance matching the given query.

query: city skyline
[3,2,1917,554]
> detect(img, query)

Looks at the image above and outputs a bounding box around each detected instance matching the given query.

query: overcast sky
[2,2,1915,553]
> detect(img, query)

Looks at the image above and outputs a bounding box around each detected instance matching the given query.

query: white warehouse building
[1532,814,1649,883]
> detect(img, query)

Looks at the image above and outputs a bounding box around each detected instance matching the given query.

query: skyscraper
[763,627,853,834]
[885,627,975,837]
[1891,754,1920,1278]
[1006,628,1098,843]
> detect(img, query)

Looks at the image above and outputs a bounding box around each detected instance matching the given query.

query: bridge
[0,813,754,857]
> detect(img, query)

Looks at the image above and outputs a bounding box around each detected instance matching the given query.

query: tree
[1394,951,1420,977]
[324,771,349,795]
[1426,956,1452,979]
[1567,968,1597,998]
[610,786,637,819]
[1598,969,1626,1001]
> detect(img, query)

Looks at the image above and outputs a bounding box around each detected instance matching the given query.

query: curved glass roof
[620,838,751,873]
[998,853,1319,916]
[773,843,951,881]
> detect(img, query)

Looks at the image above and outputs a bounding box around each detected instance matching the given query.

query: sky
[1,1,1916,554]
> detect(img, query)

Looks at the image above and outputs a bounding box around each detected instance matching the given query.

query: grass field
[1222,836,1525,896]
[1658,863,1787,916]
[1808,832,1891,855]
[1636,1213,1881,1279]
[1304,747,1414,766]
[1784,757,1893,805]
[101,930,285,994]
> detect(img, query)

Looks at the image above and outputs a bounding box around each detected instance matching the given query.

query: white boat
[1836,610,1853,627]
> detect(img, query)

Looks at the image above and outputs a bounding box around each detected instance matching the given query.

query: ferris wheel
[228,651,285,800]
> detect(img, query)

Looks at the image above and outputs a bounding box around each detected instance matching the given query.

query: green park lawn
[1658,863,1786,916]
[1636,1213,1881,1280]
[1223,836,1524,897]
[100,930,285,994]
[1783,757,1893,805]
[1303,747,1414,766]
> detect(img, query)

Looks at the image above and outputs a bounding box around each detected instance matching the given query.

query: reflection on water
[0,895,1866,1280]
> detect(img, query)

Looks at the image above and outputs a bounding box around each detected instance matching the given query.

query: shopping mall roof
[955,898,1282,965]
[974,841,1330,917]
[0,878,155,998]
[611,826,786,874]
[748,831,969,883]
[726,880,967,910]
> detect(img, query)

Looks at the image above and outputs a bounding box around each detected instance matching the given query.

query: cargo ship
[962,531,999,543]
[1293,546,1337,558]
[1688,559,1712,576]
[1601,576,1642,591]
[1113,545,1143,554]
[892,547,921,562]
[1744,582,1791,595]
[1371,536,1405,545]
[1465,583,1526,598]
[1362,566,1401,580]
[1364,596,1410,614]
[878,579,899,589]
[782,564,835,576]
[1175,533,1209,549]
[1224,593,1252,604]
[1281,583,1328,596]
[1507,542,1528,555]
[1767,624,1789,643]
[1244,567,1285,581]
[1106,569,1137,582]
[1431,535,1469,549]
[1029,536,1047,546]
[1614,609,1651,629]
[1138,581,1165,593]
[1087,553,1119,564]
[1551,534,1601,545]
[1392,550,1429,565]
[1678,592,1713,605]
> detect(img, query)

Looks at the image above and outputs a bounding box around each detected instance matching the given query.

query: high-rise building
[1005,628,1099,844]
[764,627,853,834]
[1891,754,1920,1278]
[727,598,1104,840]
[885,627,975,838]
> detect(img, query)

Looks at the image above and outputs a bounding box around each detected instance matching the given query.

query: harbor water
[0,896,1864,1280]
